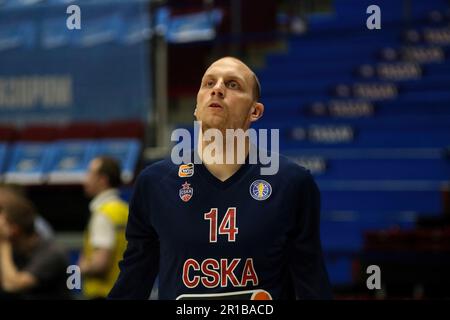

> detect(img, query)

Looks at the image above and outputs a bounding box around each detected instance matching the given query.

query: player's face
[195,58,257,131]
[83,158,102,197]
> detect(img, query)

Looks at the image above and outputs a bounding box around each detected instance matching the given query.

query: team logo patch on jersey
[178,163,194,177]
[250,180,272,201]
[179,181,193,202]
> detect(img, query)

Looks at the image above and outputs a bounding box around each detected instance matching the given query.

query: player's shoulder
[136,157,178,185]
[277,153,310,176]
[276,153,315,184]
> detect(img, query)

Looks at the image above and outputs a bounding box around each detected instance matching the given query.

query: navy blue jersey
[108,151,332,300]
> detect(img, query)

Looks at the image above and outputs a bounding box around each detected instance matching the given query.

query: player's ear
[250,102,264,122]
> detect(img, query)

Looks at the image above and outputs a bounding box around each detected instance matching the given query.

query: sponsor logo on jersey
[249,180,272,201]
[178,163,194,177]
[179,181,193,202]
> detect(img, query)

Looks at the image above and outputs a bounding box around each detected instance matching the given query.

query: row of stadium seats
[255,0,450,285]
[261,74,450,96]
[307,0,449,31]
[0,139,141,185]
[0,0,221,50]
[0,1,152,50]
[289,157,449,181]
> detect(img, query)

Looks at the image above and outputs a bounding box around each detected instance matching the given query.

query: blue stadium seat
[4,142,52,185]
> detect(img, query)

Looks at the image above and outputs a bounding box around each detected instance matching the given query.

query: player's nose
[211,80,225,98]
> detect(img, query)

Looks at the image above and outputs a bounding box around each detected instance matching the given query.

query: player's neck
[197,131,250,182]
[202,161,243,182]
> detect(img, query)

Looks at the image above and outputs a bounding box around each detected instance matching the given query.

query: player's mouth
[208,102,223,109]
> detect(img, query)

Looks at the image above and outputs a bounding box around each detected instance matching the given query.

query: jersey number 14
[204,207,238,242]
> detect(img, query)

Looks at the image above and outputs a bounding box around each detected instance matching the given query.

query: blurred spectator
[79,156,128,299]
[0,190,70,300]
[0,185,54,240]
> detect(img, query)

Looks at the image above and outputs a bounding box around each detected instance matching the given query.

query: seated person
[0,191,70,299]
[0,185,54,240]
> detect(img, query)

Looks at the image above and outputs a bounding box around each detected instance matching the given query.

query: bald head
[208,57,261,101]
[196,56,265,131]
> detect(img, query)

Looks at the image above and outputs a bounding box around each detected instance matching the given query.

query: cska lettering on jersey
[183,258,258,289]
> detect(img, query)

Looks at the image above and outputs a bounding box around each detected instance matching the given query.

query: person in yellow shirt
[79,156,128,299]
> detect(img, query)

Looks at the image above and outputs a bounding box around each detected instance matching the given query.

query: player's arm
[108,171,160,299]
[0,241,37,293]
[287,171,333,299]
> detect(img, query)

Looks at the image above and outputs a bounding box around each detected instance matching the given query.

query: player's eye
[205,80,215,87]
[226,81,239,89]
